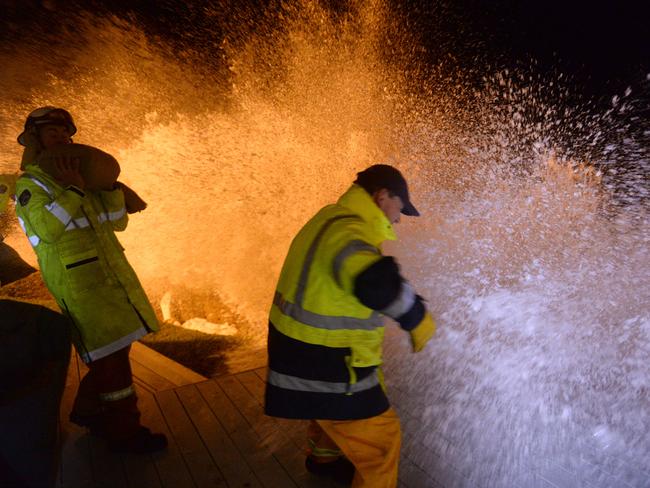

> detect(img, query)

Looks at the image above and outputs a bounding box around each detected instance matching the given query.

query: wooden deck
[54,334,647,488]
[57,342,343,488]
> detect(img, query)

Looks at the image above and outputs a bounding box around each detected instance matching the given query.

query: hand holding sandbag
[36,143,120,191]
[53,156,85,190]
[410,312,436,353]
[118,182,148,213]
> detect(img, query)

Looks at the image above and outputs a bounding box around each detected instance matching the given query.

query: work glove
[409,312,436,353]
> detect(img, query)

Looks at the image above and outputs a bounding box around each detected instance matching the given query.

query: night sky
[404,1,650,98]
[1,0,649,101]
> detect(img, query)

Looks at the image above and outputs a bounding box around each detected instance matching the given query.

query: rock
[180,317,238,336]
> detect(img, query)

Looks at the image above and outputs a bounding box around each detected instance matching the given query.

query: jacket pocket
[61,250,108,293]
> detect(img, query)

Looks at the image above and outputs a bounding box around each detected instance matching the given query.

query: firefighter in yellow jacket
[265,164,436,487]
[14,106,167,453]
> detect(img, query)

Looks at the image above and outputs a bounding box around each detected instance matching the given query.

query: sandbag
[120,183,148,213]
[36,143,120,191]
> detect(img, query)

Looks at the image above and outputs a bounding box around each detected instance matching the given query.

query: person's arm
[15,178,85,243]
[335,244,436,352]
[98,183,128,231]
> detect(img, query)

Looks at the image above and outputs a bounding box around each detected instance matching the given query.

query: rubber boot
[305,455,355,486]
[69,368,104,434]
[306,420,355,485]
[101,392,167,454]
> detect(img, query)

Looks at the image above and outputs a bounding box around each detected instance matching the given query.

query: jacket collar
[22,164,63,190]
[336,184,397,245]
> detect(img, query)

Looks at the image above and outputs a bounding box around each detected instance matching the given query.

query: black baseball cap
[354,164,420,216]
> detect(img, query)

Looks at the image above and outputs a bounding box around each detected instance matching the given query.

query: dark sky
[407,1,650,96]
[129,0,650,98]
[2,0,649,99]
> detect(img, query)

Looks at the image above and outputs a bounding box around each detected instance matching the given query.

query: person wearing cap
[264,164,436,487]
[13,106,167,454]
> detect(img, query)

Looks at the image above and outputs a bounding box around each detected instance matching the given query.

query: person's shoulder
[16,166,58,193]
[17,166,41,184]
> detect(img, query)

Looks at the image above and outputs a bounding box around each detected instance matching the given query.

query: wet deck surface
[57,343,343,488]
[57,340,647,488]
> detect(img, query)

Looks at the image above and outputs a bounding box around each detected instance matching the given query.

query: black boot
[305,455,355,486]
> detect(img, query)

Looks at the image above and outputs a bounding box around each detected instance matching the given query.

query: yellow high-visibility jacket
[14,164,158,362]
[265,184,425,420]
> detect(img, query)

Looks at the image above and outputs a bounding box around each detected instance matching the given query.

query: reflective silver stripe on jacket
[26,175,74,226]
[267,369,380,394]
[65,217,91,230]
[332,239,379,286]
[45,201,73,225]
[274,292,383,330]
[25,175,90,230]
[381,281,416,319]
[26,176,54,198]
[81,326,148,363]
[98,207,126,224]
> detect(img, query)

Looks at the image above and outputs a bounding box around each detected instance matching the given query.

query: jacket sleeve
[16,179,85,244]
[333,240,426,331]
[98,188,128,231]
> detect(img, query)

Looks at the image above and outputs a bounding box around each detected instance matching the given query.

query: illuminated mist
[1,1,648,486]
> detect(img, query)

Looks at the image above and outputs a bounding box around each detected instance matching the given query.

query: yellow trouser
[308,407,401,488]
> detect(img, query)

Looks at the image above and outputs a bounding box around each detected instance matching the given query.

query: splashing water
[1,2,648,486]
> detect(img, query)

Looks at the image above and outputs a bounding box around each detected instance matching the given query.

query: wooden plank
[197,379,298,488]
[123,453,162,488]
[235,371,266,405]
[253,367,268,384]
[131,360,177,392]
[175,383,263,488]
[133,376,159,396]
[216,376,279,441]
[246,368,308,446]
[138,385,195,488]
[221,374,306,463]
[86,435,128,488]
[216,375,327,488]
[235,370,308,452]
[120,385,164,488]
[132,342,206,386]
[232,371,288,443]
[233,387,327,488]
[57,380,94,487]
[195,380,247,435]
[155,388,227,488]
[62,351,127,488]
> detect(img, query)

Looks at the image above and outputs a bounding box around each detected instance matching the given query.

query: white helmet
[17,106,77,146]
